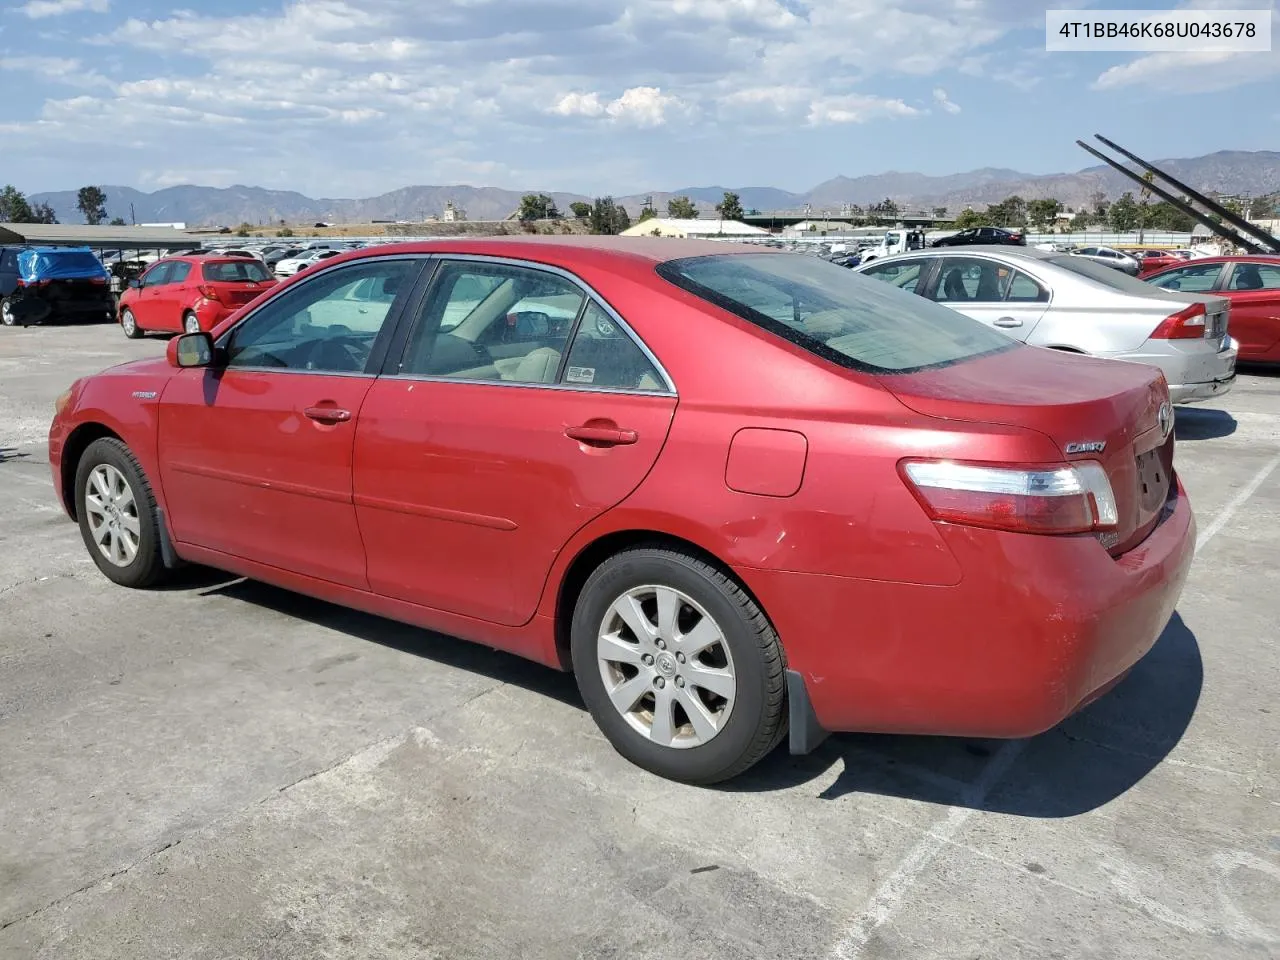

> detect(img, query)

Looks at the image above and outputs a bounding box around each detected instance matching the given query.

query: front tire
[571,548,787,784]
[0,297,15,326]
[120,308,143,339]
[74,437,170,588]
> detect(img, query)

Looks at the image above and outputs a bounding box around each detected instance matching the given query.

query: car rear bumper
[194,299,235,328]
[740,478,1195,740]
[1115,337,1237,405]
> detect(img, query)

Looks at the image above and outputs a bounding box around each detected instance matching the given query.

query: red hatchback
[117,255,277,338]
[48,238,1195,783]
[1144,255,1280,363]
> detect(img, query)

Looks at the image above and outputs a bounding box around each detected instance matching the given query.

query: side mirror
[128,278,142,289]
[168,331,214,368]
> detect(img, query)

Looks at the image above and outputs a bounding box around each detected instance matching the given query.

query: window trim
[383,254,677,397]
[211,254,431,378]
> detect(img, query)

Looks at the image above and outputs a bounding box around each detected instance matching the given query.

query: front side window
[860,260,924,293]
[1146,262,1224,293]
[142,262,174,286]
[400,261,586,384]
[657,253,1013,374]
[224,258,415,373]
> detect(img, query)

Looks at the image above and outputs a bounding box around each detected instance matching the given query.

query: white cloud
[1,0,1058,193]
[807,93,922,125]
[18,0,109,18]
[551,86,683,126]
[932,88,961,114]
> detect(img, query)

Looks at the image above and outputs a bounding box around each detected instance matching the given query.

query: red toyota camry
[48,237,1195,783]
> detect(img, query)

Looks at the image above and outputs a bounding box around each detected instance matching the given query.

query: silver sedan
[856,246,1237,404]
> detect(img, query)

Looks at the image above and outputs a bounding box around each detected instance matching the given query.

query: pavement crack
[0,837,184,933]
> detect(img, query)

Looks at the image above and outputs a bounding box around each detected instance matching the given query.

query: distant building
[782,220,856,237]
[620,217,769,239]
[442,202,466,222]
[139,222,187,229]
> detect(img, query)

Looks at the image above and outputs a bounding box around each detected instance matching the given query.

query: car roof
[1144,254,1280,272]
[324,235,771,267]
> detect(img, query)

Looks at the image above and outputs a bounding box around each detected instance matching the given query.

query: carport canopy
[0,223,202,252]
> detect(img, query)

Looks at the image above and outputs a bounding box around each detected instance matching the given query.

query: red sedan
[1144,255,1280,363]
[48,238,1194,783]
[117,254,277,338]
[1129,249,1184,276]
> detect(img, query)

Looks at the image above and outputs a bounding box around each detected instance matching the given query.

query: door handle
[304,405,352,424]
[993,316,1023,328]
[565,424,638,446]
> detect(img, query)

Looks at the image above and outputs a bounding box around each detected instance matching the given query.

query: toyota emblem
[1158,401,1173,438]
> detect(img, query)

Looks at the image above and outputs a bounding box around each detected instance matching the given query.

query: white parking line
[1195,449,1280,552]
[828,449,1280,959]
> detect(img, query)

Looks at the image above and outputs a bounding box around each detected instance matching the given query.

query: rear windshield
[1045,254,1164,295]
[202,260,272,282]
[655,253,1014,373]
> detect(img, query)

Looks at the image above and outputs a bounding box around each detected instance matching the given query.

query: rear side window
[657,253,1014,374]
[168,262,192,283]
[203,260,272,282]
[1226,263,1280,290]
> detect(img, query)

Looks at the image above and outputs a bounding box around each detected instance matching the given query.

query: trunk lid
[881,345,1174,554]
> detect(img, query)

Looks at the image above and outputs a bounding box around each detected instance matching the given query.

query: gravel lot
[2,322,1278,960]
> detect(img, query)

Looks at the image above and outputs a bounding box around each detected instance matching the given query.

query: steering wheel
[302,334,366,373]
[593,312,619,338]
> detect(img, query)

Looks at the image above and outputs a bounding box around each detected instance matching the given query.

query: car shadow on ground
[196,576,1201,817]
[1175,407,1237,441]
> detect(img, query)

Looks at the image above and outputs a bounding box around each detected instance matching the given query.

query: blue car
[1,246,115,327]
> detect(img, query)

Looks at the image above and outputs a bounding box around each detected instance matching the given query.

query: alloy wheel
[121,310,137,336]
[84,463,141,567]
[184,314,201,333]
[596,585,737,749]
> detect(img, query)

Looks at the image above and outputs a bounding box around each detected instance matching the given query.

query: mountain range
[27,150,1279,228]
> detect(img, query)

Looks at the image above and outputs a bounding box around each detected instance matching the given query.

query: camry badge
[1065,441,1106,454]
[1158,401,1173,438]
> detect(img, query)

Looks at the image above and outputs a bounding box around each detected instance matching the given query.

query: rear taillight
[198,284,222,302]
[1150,303,1206,339]
[89,277,106,285]
[900,459,1118,535]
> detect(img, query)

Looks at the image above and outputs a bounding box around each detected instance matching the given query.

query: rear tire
[120,308,143,339]
[183,311,201,333]
[74,437,170,589]
[570,547,787,784]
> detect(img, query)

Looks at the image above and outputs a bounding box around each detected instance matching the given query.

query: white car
[274,249,341,277]
[856,246,1237,404]
[1070,245,1140,276]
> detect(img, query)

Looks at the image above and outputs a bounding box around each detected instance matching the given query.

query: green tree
[109,217,127,227]
[569,200,592,219]
[1108,192,1139,232]
[667,195,697,218]
[31,201,58,224]
[716,190,744,221]
[0,185,34,223]
[1027,198,1062,232]
[932,206,948,218]
[518,193,560,220]
[952,208,990,229]
[77,185,108,225]
[613,205,631,233]
[638,202,658,223]
[985,195,1026,228]
[590,197,619,235]
[1149,201,1193,232]
[235,222,253,237]
[277,227,295,237]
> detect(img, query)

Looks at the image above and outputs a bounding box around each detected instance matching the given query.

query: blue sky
[0,0,1277,198]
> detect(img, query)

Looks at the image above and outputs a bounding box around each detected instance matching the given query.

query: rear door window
[1225,263,1280,290]
[168,262,192,284]
[656,253,1013,374]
